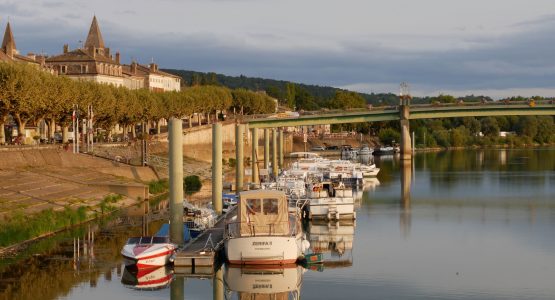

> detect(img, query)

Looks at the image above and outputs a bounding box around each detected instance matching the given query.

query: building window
[61,65,67,74]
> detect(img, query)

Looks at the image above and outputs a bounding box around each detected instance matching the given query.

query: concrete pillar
[400,159,412,238]
[213,267,224,300]
[170,276,185,300]
[264,128,270,169]
[168,118,184,246]
[400,105,412,160]
[212,123,223,215]
[278,128,284,169]
[272,128,278,177]
[235,124,244,194]
[251,128,259,184]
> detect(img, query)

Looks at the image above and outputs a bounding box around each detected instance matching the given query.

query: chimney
[149,63,158,72]
[131,61,137,74]
[115,52,120,64]
[63,44,69,53]
[105,47,110,57]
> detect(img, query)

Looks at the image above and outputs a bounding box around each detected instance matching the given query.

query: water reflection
[121,265,173,290]
[0,148,554,300]
[308,220,355,268]
[224,264,303,300]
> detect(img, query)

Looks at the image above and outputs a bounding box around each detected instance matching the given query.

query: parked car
[311,146,326,151]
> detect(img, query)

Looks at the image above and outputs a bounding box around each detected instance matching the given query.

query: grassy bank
[0,207,88,248]
[0,194,124,249]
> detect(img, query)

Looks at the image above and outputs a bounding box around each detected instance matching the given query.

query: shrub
[184,175,202,195]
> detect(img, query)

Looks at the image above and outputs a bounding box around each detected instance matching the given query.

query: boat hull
[121,244,176,268]
[308,197,355,220]
[225,235,303,265]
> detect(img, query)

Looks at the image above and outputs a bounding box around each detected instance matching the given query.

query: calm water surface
[1,148,554,300]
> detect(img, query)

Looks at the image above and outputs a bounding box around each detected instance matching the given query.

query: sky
[2,0,555,98]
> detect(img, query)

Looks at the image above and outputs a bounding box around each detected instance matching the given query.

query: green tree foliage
[328,91,366,109]
[378,128,400,145]
[481,117,500,137]
[183,175,202,195]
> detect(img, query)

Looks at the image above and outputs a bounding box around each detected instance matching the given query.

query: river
[1,148,554,300]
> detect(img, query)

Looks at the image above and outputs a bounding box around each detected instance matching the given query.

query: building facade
[45,16,124,87]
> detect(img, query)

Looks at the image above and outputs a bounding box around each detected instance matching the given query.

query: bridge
[247,103,555,128]
[244,101,555,162]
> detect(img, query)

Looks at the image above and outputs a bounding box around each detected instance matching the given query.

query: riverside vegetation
[0,64,277,144]
[0,193,123,248]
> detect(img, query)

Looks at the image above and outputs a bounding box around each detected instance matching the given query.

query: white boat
[358,144,373,156]
[183,201,217,238]
[225,190,309,265]
[360,164,380,177]
[224,264,303,299]
[289,152,320,158]
[306,182,356,220]
[121,236,176,268]
[121,265,173,290]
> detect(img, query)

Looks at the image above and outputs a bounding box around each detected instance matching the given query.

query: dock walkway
[174,207,236,276]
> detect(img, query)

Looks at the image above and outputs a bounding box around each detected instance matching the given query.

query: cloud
[4,1,555,98]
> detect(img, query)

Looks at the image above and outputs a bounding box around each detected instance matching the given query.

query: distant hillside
[162,69,401,106]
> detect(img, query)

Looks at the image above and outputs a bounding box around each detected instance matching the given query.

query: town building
[122,61,181,92]
[45,16,125,87]
[45,16,181,92]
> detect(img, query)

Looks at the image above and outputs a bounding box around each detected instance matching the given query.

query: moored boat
[121,224,189,268]
[121,236,176,268]
[225,190,309,265]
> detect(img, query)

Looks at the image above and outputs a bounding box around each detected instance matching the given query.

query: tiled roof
[46,48,117,64]
[122,63,181,79]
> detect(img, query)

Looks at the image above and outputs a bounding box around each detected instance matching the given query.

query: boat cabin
[238,190,290,237]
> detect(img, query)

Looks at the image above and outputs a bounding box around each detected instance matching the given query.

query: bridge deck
[246,103,555,128]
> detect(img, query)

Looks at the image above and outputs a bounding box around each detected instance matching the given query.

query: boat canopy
[238,190,289,236]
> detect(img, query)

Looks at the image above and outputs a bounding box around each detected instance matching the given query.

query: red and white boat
[121,236,176,268]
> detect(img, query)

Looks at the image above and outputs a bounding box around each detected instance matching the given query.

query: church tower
[1,22,17,58]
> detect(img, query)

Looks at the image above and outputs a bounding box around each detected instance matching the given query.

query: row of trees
[368,116,555,148]
[0,63,277,144]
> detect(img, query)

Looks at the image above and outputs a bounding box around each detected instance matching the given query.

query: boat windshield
[152,236,169,244]
[126,237,140,244]
[140,237,153,244]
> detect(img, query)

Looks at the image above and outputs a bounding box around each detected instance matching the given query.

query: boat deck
[174,206,236,275]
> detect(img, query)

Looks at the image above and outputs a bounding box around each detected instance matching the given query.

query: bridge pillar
[251,128,259,185]
[272,128,279,178]
[235,124,245,194]
[400,105,412,160]
[264,128,270,170]
[168,117,184,246]
[278,128,284,169]
[212,123,222,215]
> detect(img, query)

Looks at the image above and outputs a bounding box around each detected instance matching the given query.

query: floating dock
[174,207,236,276]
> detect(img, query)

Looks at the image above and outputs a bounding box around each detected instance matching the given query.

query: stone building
[45,16,125,87]
[122,61,181,92]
